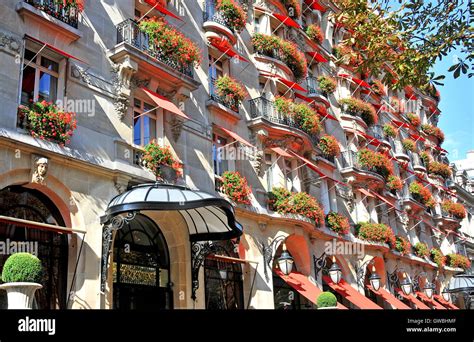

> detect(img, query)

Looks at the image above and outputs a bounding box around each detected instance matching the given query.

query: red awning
[372,192,400,211]
[276,269,348,309]
[213,124,255,148]
[304,0,325,11]
[397,290,431,309]
[433,295,459,310]
[144,0,182,21]
[0,215,85,235]
[295,92,315,104]
[358,188,375,198]
[307,51,328,63]
[337,74,370,88]
[210,38,248,62]
[323,276,383,309]
[434,145,448,153]
[410,134,426,142]
[271,147,293,158]
[141,87,190,119]
[276,76,307,92]
[357,131,382,147]
[25,35,86,63]
[290,152,348,186]
[416,292,447,310]
[367,285,411,309]
[392,119,410,129]
[272,13,300,28]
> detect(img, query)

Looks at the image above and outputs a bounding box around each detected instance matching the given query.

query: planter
[0,282,42,309]
[157,164,178,183]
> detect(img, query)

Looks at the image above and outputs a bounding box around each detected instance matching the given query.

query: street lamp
[424,282,435,299]
[369,265,381,291]
[400,273,412,296]
[277,244,294,276]
[328,256,342,284]
[442,288,451,302]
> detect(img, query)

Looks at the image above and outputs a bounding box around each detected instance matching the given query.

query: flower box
[325,212,350,235]
[421,124,445,143]
[318,135,340,159]
[274,96,321,135]
[142,141,182,182]
[357,148,393,179]
[441,200,466,219]
[339,97,377,126]
[446,253,471,270]
[220,171,252,204]
[356,222,395,245]
[430,248,446,268]
[317,75,336,95]
[414,242,429,258]
[215,0,247,33]
[427,161,451,179]
[408,181,435,208]
[306,24,323,44]
[391,235,411,255]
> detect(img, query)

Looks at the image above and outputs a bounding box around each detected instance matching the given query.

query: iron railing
[25,0,79,28]
[305,76,326,97]
[116,19,194,78]
[341,150,369,171]
[209,77,240,113]
[249,96,319,145]
[411,153,426,169]
[369,125,384,141]
[203,0,235,33]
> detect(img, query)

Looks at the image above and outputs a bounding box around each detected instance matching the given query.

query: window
[133,98,158,146]
[265,153,273,191]
[209,54,224,97]
[212,133,229,176]
[284,159,297,191]
[21,48,60,105]
[254,15,260,33]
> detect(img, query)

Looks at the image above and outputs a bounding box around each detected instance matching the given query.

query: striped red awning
[144,0,182,21]
[276,76,307,92]
[307,51,328,63]
[338,74,370,88]
[273,13,300,28]
[367,285,411,309]
[210,38,248,62]
[416,292,447,310]
[357,131,382,147]
[397,290,431,309]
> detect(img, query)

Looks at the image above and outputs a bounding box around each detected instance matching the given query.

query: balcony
[368,125,391,148]
[401,186,427,214]
[248,97,319,149]
[340,150,385,186]
[433,208,461,230]
[108,19,199,95]
[411,153,426,173]
[305,76,330,105]
[206,77,242,122]
[391,140,410,162]
[16,0,82,42]
[203,0,237,45]
[253,47,294,80]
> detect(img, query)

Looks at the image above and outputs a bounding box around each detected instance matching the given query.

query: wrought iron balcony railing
[116,19,194,78]
[25,0,79,28]
[249,96,319,145]
[341,150,369,172]
[369,125,385,141]
[209,77,240,113]
[305,76,326,97]
[203,0,235,33]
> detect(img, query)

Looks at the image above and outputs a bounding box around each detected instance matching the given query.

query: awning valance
[416,292,446,310]
[141,87,190,119]
[367,285,411,309]
[433,295,459,310]
[396,290,431,309]
[101,183,243,242]
[337,74,370,88]
[276,270,347,309]
[323,276,383,309]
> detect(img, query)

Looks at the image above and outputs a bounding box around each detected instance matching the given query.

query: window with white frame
[133,98,158,146]
[212,132,231,176]
[21,48,61,105]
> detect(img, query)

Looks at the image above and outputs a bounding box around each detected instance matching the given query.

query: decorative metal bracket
[100,211,138,292]
[313,252,327,281]
[355,259,375,290]
[412,271,428,292]
[190,241,228,301]
[260,235,287,282]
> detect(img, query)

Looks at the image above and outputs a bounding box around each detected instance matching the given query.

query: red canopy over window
[304,0,325,11]
[392,119,410,129]
[307,51,328,63]
[213,124,255,147]
[416,292,447,310]
[290,152,348,186]
[397,290,431,309]
[272,13,300,28]
[144,0,182,21]
[141,87,190,119]
[367,285,411,309]
[210,38,248,62]
[26,35,86,63]
[270,147,293,158]
[323,276,383,309]
[276,76,307,92]
[433,295,459,310]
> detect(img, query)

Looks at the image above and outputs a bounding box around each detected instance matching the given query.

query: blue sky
[433,51,474,161]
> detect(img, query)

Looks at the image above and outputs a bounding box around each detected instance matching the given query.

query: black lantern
[423,282,435,299]
[442,288,451,302]
[277,244,294,276]
[369,266,381,291]
[328,256,342,284]
[400,273,412,296]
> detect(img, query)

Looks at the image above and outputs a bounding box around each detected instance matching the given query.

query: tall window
[208,54,224,97]
[265,153,273,191]
[133,98,158,146]
[284,159,297,191]
[212,133,229,176]
[21,48,60,105]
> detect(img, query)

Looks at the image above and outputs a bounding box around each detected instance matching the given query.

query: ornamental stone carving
[111,56,138,120]
[0,31,21,54]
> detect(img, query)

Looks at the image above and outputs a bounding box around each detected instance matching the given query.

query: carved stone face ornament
[32,157,49,185]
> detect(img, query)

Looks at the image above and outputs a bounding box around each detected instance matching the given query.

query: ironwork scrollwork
[313,252,327,281]
[260,235,287,282]
[355,259,375,290]
[191,241,229,301]
[100,211,138,292]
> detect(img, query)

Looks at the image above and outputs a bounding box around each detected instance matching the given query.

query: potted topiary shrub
[0,253,43,309]
[317,291,338,309]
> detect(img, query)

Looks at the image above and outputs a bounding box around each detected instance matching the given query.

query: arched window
[0,185,68,309]
[113,214,172,309]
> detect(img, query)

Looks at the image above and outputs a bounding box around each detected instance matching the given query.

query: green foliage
[317,291,337,308]
[1,253,42,283]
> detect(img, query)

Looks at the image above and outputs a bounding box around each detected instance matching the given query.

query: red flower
[221,171,252,204]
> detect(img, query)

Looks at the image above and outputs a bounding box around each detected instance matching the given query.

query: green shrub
[317,291,337,308]
[1,253,42,283]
